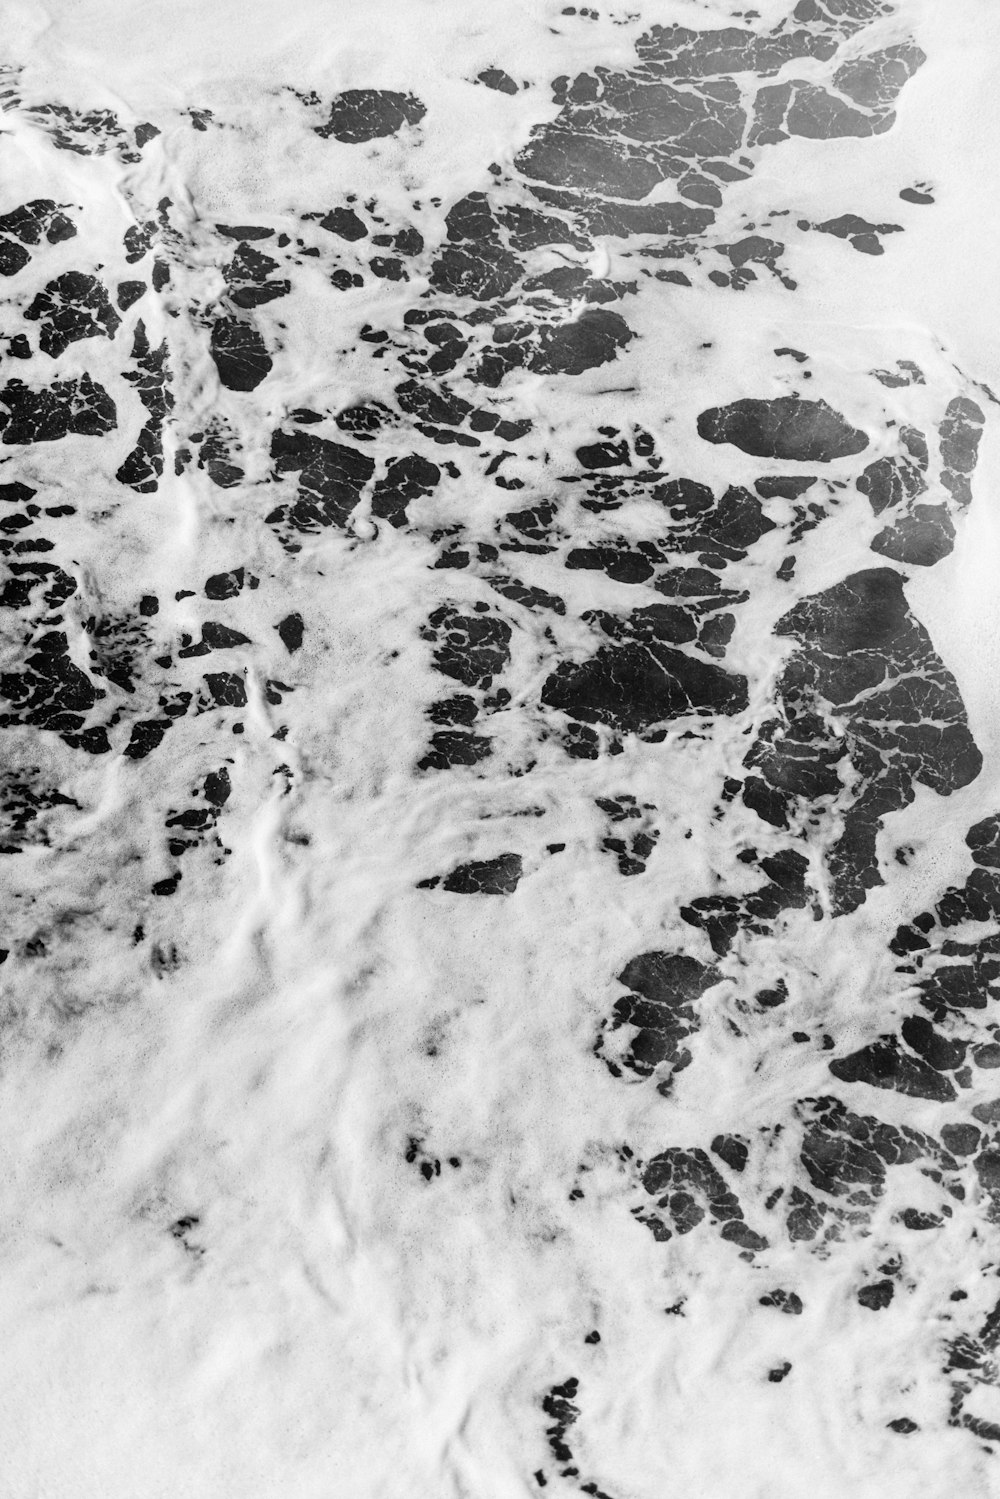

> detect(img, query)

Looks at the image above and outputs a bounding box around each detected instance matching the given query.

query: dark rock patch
[0,770,80,853]
[276,614,304,653]
[595,795,659,875]
[0,374,116,444]
[938,395,985,509]
[0,619,109,750]
[595,951,719,1090]
[759,1289,803,1314]
[791,1095,948,1241]
[223,241,290,308]
[204,568,245,600]
[202,672,247,709]
[711,1135,749,1173]
[0,201,77,278]
[196,421,243,489]
[420,852,523,895]
[420,605,511,690]
[681,848,813,956]
[858,1279,894,1310]
[24,271,120,357]
[307,206,368,241]
[210,315,272,392]
[476,68,518,96]
[116,320,171,492]
[0,238,30,277]
[636,1146,766,1251]
[542,1377,580,1467]
[743,568,981,912]
[698,397,868,462]
[371,454,441,528]
[829,1033,958,1102]
[315,90,425,143]
[801,213,903,255]
[268,428,375,539]
[417,729,493,773]
[116,279,146,310]
[541,642,747,737]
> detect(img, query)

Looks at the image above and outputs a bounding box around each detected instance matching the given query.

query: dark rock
[421,606,511,690]
[939,396,985,508]
[203,768,231,806]
[940,1123,980,1156]
[698,397,868,462]
[224,242,289,307]
[641,1147,741,1231]
[124,221,153,261]
[395,379,472,429]
[830,1035,957,1102]
[418,731,493,772]
[204,568,245,600]
[315,90,425,143]
[577,439,629,470]
[210,315,272,391]
[542,1377,580,1467]
[871,506,955,567]
[24,272,120,358]
[635,20,839,78]
[754,476,817,499]
[681,849,812,956]
[711,1134,749,1172]
[428,695,478,727]
[197,423,243,489]
[745,568,982,912]
[721,1221,769,1251]
[440,852,523,895]
[116,320,170,491]
[310,207,368,241]
[597,952,718,1085]
[785,1185,826,1243]
[858,1280,894,1310]
[0,199,77,247]
[477,68,518,95]
[123,720,169,760]
[488,577,566,616]
[117,279,146,310]
[0,238,31,276]
[834,45,926,112]
[967,813,1000,868]
[203,672,247,708]
[0,374,117,444]
[809,214,903,254]
[759,1290,803,1314]
[198,622,251,650]
[216,224,272,241]
[796,1096,935,1216]
[429,242,522,302]
[898,1208,942,1230]
[531,308,632,377]
[0,771,80,853]
[269,428,375,535]
[276,613,304,653]
[541,642,748,736]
